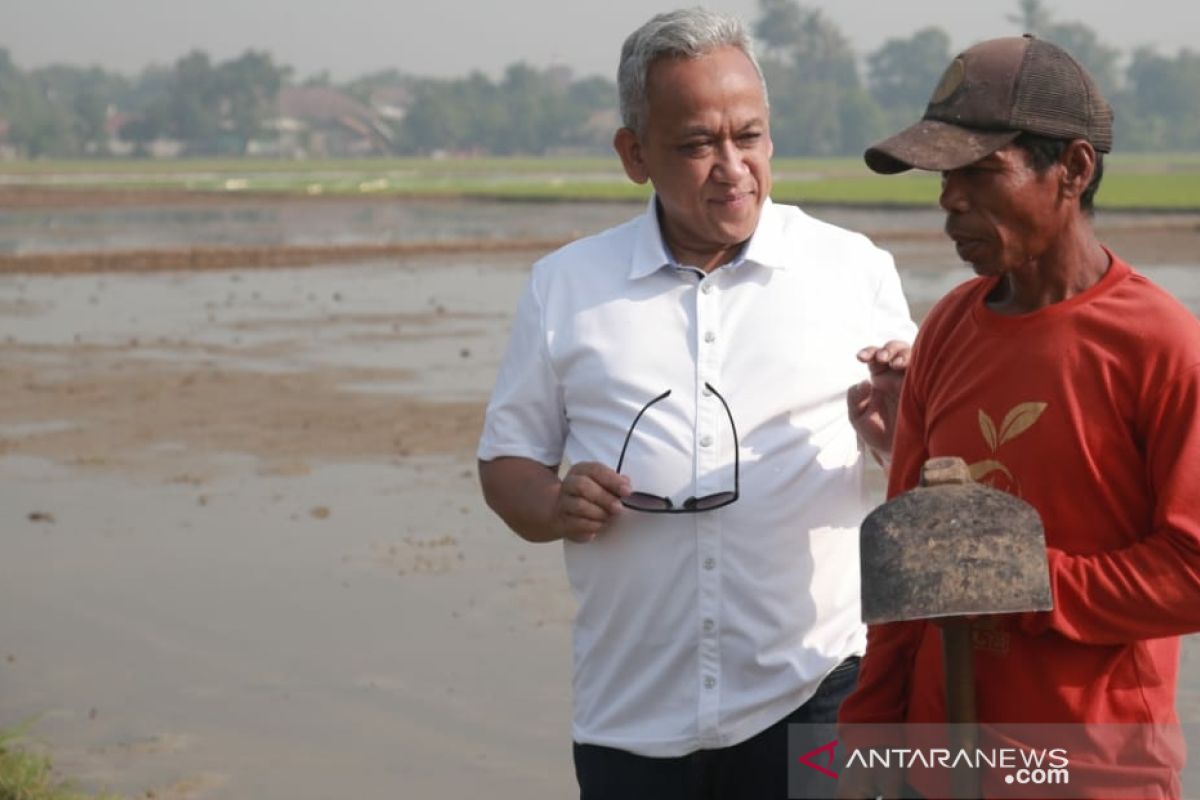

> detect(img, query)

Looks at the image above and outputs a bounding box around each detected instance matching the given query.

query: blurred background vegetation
[0,0,1197,160]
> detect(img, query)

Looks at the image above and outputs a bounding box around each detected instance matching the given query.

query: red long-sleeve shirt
[841,252,1200,796]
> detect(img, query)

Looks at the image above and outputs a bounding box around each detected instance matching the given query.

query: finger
[872,340,911,365]
[570,462,632,498]
[563,495,613,523]
[560,481,620,520]
[855,345,879,363]
[562,517,606,544]
[564,516,606,538]
[562,468,627,516]
[869,369,906,394]
[867,351,911,377]
[883,347,910,371]
[846,380,871,415]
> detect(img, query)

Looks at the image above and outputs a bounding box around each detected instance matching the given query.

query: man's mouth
[712,191,753,209]
[945,223,985,260]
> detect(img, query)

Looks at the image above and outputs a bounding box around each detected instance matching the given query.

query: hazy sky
[4,0,1196,81]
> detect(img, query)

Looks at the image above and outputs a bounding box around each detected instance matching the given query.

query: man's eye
[681,141,710,154]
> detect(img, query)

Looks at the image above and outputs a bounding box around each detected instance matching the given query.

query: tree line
[1,0,1197,158]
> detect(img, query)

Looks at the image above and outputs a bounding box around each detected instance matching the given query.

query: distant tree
[867,27,952,114]
[761,62,843,156]
[144,49,289,154]
[116,67,172,153]
[790,8,859,88]
[1006,0,1053,35]
[754,0,806,61]
[121,65,173,115]
[763,61,884,156]
[119,106,166,155]
[30,64,130,154]
[5,99,74,157]
[0,48,77,156]
[402,77,477,153]
[1003,1,1121,97]
[567,75,615,112]
[566,75,619,149]
[751,0,873,155]
[217,50,289,151]
[1041,22,1121,98]
[1121,47,1200,150]
[494,62,583,154]
[398,64,614,156]
[164,51,222,151]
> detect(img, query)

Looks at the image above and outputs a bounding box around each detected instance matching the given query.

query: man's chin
[710,214,760,246]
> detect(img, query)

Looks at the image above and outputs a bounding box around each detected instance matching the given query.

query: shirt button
[701,283,714,294]
[703,618,715,633]
[702,385,713,397]
[704,331,716,343]
[704,676,717,690]
[699,435,713,448]
[703,557,716,571]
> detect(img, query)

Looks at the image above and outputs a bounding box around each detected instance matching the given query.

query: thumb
[847,379,871,409]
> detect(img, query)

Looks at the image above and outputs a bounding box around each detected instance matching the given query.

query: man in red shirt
[838,35,1200,798]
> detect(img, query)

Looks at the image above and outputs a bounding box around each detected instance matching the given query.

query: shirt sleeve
[869,247,918,345]
[476,269,567,466]
[1019,363,1200,644]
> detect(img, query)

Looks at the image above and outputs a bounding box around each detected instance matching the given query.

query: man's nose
[713,140,749,181]
[939,171,968,213]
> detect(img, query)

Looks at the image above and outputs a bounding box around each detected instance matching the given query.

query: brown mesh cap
[865,35,1114,174]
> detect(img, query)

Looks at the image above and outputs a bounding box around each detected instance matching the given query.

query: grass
[0,727,121,800]
[2,153,1198,210]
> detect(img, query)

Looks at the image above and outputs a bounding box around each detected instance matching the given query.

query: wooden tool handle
[921,456,971,487]
[943,619,980,798]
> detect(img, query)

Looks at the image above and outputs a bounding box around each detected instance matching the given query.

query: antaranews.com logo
[797,739,1070,785]
[787,722,1195,800]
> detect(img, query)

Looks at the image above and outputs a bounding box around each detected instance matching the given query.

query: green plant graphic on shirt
[969,402,1048,490]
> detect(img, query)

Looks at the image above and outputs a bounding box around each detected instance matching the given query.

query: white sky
[3,0,1195,80]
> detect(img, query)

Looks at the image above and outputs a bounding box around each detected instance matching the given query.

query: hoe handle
[943,620,980,798]
[924,457,981,798]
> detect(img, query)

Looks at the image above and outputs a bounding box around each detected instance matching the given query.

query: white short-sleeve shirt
[478,197,916,757]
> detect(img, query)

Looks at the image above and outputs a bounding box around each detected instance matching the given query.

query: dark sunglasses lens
[684,492,737,511]
[623,492,674,511]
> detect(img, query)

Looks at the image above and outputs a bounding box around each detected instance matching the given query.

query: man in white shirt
[477,7,915,798]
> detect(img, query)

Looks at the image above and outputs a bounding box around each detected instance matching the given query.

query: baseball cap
[864,35,1114,174]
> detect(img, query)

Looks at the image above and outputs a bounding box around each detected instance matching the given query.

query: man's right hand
[478,456,631,544]
[554,462,631,543]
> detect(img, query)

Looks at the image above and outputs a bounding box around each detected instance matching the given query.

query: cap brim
[864,119,1021,174]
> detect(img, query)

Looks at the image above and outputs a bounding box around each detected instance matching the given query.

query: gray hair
[617,7,768,135]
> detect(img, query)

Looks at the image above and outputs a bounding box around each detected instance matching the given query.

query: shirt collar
[628,195,790,280]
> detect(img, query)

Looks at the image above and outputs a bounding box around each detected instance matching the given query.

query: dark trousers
[573,656,859,800]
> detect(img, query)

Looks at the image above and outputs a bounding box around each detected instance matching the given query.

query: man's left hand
[847,340,911,460]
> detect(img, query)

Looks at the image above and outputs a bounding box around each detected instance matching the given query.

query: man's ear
[1060,139,1096,202]
[613,127,649,184]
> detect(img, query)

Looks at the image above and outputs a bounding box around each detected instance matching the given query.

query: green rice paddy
[2,153,1198,210]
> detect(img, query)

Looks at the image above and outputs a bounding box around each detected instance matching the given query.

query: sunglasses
[615,383,740,513]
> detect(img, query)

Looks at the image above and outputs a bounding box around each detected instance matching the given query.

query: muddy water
[0,199,1198,799]
[4,198,1198,314]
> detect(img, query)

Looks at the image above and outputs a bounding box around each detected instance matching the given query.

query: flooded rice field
[0,197,1197,799]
